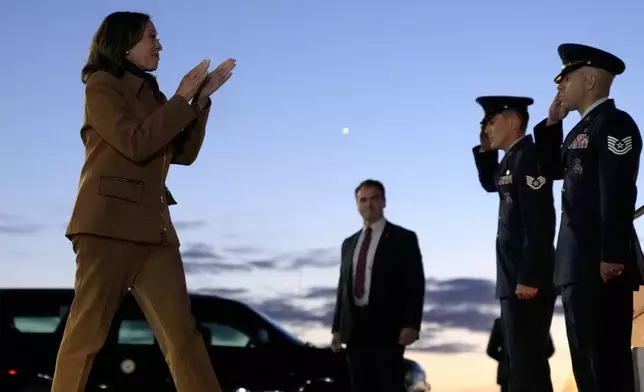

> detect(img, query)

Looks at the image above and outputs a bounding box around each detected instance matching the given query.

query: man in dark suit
[486,317,555,392]
[330,179,426,392]
[533,43,643,392]
[472,96,557,392]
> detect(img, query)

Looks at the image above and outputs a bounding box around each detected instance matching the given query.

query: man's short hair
[355,179,386,200]
[500,109,529,132]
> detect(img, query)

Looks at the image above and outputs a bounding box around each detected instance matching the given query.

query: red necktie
[354,227,372,299]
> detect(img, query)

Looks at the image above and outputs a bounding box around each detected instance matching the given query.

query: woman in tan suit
[51,11,235,392]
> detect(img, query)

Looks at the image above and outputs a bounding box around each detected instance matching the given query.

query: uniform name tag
[569,134,589,149]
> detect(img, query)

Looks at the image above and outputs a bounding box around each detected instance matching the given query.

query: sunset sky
[2,0,644,391]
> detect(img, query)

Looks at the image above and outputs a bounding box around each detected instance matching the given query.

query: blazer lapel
[375,222,392,259]
[370,222,393,283]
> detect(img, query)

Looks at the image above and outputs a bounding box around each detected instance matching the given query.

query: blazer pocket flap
[98,176,144,203]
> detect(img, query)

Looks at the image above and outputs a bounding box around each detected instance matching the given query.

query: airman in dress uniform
[472,96,557,392]
[533,43,643,392]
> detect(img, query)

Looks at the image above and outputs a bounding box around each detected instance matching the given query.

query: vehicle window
[118,320,155,345]
[253,308,305,346]
[202,322,251,347]
[12,316,62,333]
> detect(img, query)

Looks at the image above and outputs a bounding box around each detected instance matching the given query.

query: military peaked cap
[476,96,534,125]
[554,43,625,84]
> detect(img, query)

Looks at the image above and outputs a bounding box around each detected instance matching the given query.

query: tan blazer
[65,69,211,245]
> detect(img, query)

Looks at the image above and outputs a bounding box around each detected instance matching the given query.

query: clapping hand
[175,59,211,102]
[195,58,236,107]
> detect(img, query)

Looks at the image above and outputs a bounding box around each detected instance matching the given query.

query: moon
[342,127,349,134]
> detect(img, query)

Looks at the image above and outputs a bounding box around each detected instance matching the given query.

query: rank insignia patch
[526,175,546,190]
[607,136,632,155]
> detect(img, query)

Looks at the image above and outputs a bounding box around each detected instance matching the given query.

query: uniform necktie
[354,227,372,299]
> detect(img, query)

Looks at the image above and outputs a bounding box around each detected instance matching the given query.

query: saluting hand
[479,125,492,152]
[546,92,569,126]
[600,262,624,282]
[515,284,538,300]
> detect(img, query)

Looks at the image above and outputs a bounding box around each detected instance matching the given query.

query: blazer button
[564,167,568,173]
[561,188,567,193]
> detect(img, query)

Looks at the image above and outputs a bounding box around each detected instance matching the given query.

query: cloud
[422,307,495,333]
[174,220,208,230]
[248,259,279,269]
[193,287,249,301]
[196,287,248,296]
[248,278,565,335]
[285,248,338,269]
[189,275,570,354]
[411,342,478,354]
[425,278,496,306]
[180,241,566,353]
[224,245,263,255]
[184,261,251,274]
[182,243,255,273]
[181,243,336,274]
[182,243,279,273]
[243,278,503,334]
[182,242,224,260]
[242,287,484,353]
[180,242,567,321]
[303,287,337,299]
[0,213,42,235]
[250,298,333,325]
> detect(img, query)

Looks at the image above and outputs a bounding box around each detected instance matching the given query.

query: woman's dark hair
[81,11,151,84]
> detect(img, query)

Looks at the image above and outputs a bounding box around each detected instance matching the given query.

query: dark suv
[0,288,430,392]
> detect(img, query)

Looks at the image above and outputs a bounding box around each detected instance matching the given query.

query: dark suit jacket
[486,317,555,385]
[65,64,211,245]
[331,221,425,344]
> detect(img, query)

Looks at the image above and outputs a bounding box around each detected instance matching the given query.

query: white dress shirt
[352,217,387,306]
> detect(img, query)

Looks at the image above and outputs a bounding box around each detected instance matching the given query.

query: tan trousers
[51,234,222,392]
